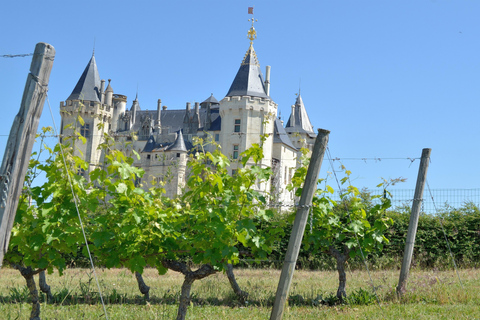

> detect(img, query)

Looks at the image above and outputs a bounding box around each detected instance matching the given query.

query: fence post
[397,148,431,295]
[270,128,330,320]
[0,43,55,267]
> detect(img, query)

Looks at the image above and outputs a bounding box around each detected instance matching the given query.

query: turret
[112,93,126,132]
[105,79,113,106]
[220,19,277,183]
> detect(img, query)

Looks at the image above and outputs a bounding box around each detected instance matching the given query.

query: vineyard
[0,125,478,320]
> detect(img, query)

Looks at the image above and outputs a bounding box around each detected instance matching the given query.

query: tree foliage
[288,159,393,299]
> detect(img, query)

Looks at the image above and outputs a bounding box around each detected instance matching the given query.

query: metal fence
[333,189,480,214]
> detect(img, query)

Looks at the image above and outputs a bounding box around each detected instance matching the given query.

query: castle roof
[273,118,296,150]
[285,93,314,134]
[201,94,219,105]
[67,55,101,102]
[130,108,221,137]
[142,130,187,153]
[225,44,269,99]
[167,130,187,152]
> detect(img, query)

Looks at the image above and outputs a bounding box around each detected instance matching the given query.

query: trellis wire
[326,147,384,312]
[426,180,464,289]
[45,94,109,320]
[331,188,480,214]
[1,53,33,58]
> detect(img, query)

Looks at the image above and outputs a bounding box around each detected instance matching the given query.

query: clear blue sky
[1,1,479,191]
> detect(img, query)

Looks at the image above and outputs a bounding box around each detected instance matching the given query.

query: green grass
[0,267,479,319]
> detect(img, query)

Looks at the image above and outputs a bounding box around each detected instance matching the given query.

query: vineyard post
[0,43,55,268]
[397,148,431,296]
[270,128,330,320]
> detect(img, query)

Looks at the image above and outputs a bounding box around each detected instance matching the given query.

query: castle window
[234,119,241,133]
[90,101,94,107]
[177,153,180,158]
[233,145,239,159]
[147,155,151,160]
[215,133,219,142]
[232,169,237,176]
[80,124,90,138]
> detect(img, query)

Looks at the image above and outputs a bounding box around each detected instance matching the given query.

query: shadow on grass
[0,286,380,308]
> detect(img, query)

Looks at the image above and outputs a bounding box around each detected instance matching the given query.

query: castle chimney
[155,99,162,134]
[193,102,200,129]
[265,66,271,96]
[157,99,162,121]
[100,79,106,104]
[184,102,191,125]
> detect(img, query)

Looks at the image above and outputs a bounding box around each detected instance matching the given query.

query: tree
[88,137,277,320]
[289,163,393,301]
[5,128,93,319]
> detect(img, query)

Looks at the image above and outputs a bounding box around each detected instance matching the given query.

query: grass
[0,267,479,319]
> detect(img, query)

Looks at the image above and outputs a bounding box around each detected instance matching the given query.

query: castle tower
[59,54,113,173]
[219,19,277,193]
[285,93,316,145]
[285,93,316,166]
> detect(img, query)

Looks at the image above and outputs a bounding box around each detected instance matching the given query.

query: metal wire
[426,180,464,289]
[1,53,33,58]
[45,94,109,320]
[326,146,385,312]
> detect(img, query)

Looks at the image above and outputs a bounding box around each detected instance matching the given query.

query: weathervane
[247,6,257,43]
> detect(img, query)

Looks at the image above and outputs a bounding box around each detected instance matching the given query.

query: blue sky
[1,0,479,191]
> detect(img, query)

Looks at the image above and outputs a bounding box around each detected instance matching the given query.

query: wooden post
[270,128,330,320]
[0,43,55,267]
[397,148,431,295]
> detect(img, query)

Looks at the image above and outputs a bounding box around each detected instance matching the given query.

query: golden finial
[247,7,257,43]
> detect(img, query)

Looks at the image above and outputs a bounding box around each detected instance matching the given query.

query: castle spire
[285,92,314,134]
[225,13,268,99]
[67,55,101,102]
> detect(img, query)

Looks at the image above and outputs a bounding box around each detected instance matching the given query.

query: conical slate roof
[225,44,269,99]
[285,93,314,134]
[142,135,156,152]
[67,55,101,102]
[167,130,187,152]
[201,94,219,105]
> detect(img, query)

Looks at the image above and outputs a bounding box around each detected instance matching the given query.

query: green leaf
[116,182,128,194]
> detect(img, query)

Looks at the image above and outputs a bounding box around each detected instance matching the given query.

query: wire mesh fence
[332,188,480,214]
